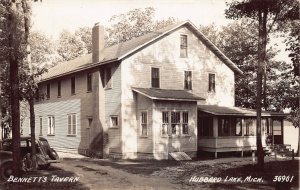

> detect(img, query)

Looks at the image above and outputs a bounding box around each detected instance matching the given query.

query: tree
[106,7,177,46]
[75,27,92,54]
[0,0,32,176]
[225,0,299,170]
[57,29,88,62]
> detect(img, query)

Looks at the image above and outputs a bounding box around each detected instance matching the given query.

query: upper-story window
[180,34,188,57]
[151,67,160,88]
[208,73,215,93]
[71,76,76,95]
[46,83,50,99]
[87,73,92,92]
[57,80,61,97]
[104,67,112,89]
[184,71,192,90]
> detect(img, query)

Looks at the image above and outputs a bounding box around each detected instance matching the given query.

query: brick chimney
[92,23,105,63]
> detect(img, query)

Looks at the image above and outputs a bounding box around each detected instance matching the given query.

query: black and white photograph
[0,0,299,189]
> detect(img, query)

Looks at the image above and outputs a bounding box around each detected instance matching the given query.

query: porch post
[213,117,218,159]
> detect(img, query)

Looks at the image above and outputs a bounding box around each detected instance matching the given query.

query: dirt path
[55,159,179,190]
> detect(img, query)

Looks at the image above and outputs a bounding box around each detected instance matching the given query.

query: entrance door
[273,119,283,144]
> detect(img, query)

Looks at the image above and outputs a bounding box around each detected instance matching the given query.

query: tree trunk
[256,4,268,170]
[29,96,37,170]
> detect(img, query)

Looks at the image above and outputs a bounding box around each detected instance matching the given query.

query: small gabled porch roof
[198,105,288,117]
[132,87,205,101]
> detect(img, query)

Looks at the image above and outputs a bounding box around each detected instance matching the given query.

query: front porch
[197,105,288,158]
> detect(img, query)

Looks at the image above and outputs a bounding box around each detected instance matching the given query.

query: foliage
[106,7,177,46]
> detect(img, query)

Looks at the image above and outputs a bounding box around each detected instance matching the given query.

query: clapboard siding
[35,68,101,152]
[35,99,81,149]
[105,63,122,151]
[122,27,235,108]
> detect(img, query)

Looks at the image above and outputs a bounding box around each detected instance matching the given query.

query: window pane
[57,81,61,97]
[208,74,215,92]
[47,83,50,99]
[68,115,72,134]
[111,116,118,127]
[180,35,187,57]
[87,73,92,91]
[71,77,76,94]
[141,112,147,136]
[162,112,169,135]
[184,71,192,90]
[171,112,180,135]
[39,117,43,136]
[72,114,76,134]
[151,68,160,88]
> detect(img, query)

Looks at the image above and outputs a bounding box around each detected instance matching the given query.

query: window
[141,112,148,136]
[162,112,169,136]
[184,71,192,90]
[46,83,50,99]
[182,112,189,135]
[87,73,92,92]
[67,114,77,135]
[218,118,230,136]
[39,117,43,136]
[208,73,215,93]
[87,117,93,128]
[180,35,187,57]
[47,116,55,135]
[71,77,76,95]
[110,116,118,128]
[57,80,61,97]
[198,117,213,136]
[234,118,242,136]
[171,112,180,135]
[104,67,112,88]
[151,67,160,88]
[244,118,256,136]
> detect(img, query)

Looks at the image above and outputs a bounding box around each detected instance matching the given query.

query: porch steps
[264,144,294,158]
[169,152,192,161]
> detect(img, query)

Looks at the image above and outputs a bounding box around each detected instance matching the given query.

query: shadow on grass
[0,165,89,190]
[65,157,181,175]
[209,160,299,190]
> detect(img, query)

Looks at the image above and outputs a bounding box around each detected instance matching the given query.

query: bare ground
[0,155,299,190]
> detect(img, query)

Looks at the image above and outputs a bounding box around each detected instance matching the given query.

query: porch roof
[198,105,287,117]
[132,87,205,101]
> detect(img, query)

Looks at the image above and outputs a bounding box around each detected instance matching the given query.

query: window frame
[104,67,112,89]
[180,34,188,58]
[184,71,192,90]
[171,111,181,136]
[47,115,55,136]
[161,111,169,137]
[46,83,50,99]
[57,80,61,98]
[182,111,189,135]
[67,113,77,136]
[208,73,216,93]
[110,116,119,128]
[71,76,76,95]
[87,72,93,92]
[151,67,160,88]
[39,116,43,136]
[140,111,148,137]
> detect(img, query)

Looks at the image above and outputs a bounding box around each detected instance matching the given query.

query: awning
[132,87,205,101]
[198,105,288,117]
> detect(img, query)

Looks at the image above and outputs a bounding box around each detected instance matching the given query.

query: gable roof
[41,20,243,82]
[132,87,205,101]
[198,105,287,117]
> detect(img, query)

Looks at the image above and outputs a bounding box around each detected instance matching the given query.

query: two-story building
[32,21,287,159]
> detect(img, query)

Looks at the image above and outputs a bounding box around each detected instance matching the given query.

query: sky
[31,0,289,61]
[31,0,229,38]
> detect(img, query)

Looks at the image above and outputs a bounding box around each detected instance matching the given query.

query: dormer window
[180,35,187,57]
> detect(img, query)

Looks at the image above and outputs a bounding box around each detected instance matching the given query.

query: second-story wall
[122,26,235,107]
